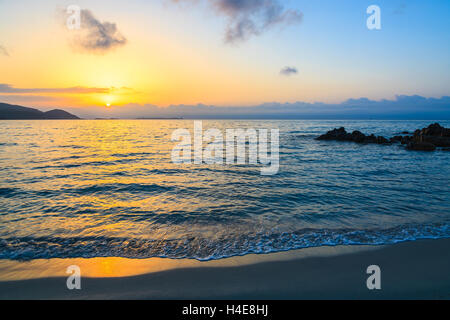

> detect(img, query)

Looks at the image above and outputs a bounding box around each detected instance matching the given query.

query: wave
[1,223,449,261]
[0,183,174,198]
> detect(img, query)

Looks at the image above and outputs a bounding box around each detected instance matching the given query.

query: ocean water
[0,119,449,261]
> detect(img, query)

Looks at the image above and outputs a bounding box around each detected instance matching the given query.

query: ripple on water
[0,119,449,260]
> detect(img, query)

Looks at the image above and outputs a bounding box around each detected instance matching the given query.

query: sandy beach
[0,238,449,300]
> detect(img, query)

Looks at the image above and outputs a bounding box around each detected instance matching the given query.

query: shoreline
[0,238,449,299]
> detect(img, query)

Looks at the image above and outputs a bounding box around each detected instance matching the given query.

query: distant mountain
[0,103,79,119]
[42,109,79,119]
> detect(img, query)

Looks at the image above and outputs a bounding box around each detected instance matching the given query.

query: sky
[0,0,449,118]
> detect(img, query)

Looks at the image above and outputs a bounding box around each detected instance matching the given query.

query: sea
[0,119,449,261]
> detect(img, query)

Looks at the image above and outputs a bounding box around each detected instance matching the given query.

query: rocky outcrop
[408,123,450,148]
[415,123,450,138]
[316,127,391,145]
[406,142,436,151]
[317,123,450,152]
[390,135,412,144]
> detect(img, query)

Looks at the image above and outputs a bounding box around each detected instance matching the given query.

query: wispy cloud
[172,0,303,43]
[78,9,127,52]
[0,95,57,102]
[216,0,303,43]
[0,84,112,94]
[0,45,9,56]
[280,66,298,76]
[60,8,127,53]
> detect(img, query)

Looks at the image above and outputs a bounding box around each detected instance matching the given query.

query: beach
[1,238,449,300]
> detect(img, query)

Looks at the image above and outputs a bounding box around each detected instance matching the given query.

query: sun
[103,94,115,107]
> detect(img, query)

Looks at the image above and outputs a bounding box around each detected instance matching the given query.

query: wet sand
[0,238,449,299]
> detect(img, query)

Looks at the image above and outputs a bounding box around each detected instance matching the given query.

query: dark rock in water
[316,127,390,145]
[419,135,450,148]
[351,130,366,143]
[316,122,450,152]
[401,136,412,145]
[410,123,450,148]
[316,127,348,141]
[418,123,449,137]
[365,134,377,144]
[376,136,389,144]
[406,142,436,151]
[390,135,412,144]
[390,136,403,143]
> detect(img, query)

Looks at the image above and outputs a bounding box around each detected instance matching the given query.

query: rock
[316,123,450,152]
[406,142,436,151]
[390,136,403,143]
[410,123,450,147]
[420,123,445,136]
[444,129,450,138]
[376,136,389,144]
[351,130,366,143]
[391,135,412,144]
[316,128,390,145]
[420,135,450,147]
[316,127,348,141]
[415,123,450,138]
[365,134,378,144]
[401,136,412,145]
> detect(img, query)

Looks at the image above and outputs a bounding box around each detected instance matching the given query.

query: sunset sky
[0,0,449,114]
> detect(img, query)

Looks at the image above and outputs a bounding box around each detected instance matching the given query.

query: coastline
[0,238,449,299]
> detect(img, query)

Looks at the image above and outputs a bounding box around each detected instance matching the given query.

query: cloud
[0,45,9,56]
[172,0,303,43]
[215,0,302,43]
[280,66,298,76]
[71,95,450,120]
[0,84,112,94]
[0,95,57,102]
[61,8,127,53]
